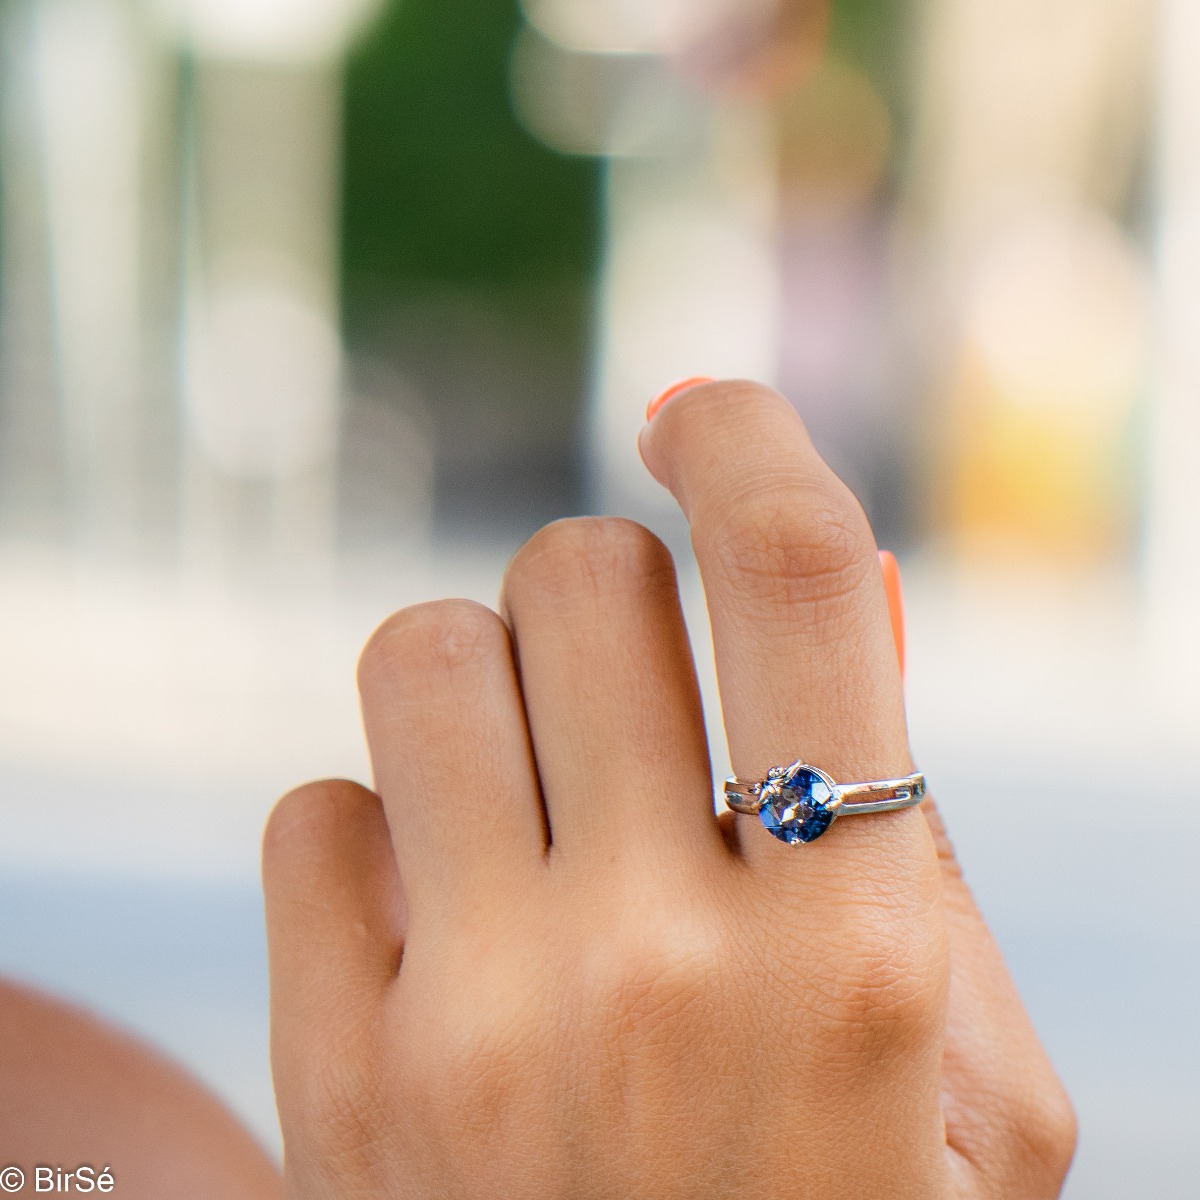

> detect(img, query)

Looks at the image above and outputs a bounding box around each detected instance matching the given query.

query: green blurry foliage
[341,0,602,321]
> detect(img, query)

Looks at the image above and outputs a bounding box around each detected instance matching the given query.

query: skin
[264,381,1076,1199]
[0,979,283,1199]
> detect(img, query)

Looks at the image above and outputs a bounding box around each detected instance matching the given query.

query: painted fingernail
[645,377,715,423]
[879,550,906,680]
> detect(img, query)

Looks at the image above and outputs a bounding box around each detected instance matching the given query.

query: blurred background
[0,0,1197,1193]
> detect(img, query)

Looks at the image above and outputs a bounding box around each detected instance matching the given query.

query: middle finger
[501,517,725,872]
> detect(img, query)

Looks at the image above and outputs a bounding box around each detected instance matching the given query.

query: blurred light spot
[519,0,661,54]
[32,0,142,457]
[965,203,1148,413]
[187,283,340,479]
[339,367,433,553]
[608,204,780,390]
[510,28,692,157]
[669,0,827,98]
[778,218,881,402]
[157,0,382,62]
[777,55,891,210]
[519,0,824,95]
[1158,213,1200,350]
[948,203,1148,558]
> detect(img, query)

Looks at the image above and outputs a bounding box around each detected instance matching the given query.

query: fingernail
[645,377,715,423]
[878,550,906,680]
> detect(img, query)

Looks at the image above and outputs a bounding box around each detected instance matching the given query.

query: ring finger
[639,380,937,900]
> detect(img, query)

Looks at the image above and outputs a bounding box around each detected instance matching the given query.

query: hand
[263,382,1075,1198]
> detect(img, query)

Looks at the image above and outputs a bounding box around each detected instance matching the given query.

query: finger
[878,559,1074,1192]
[263,780,402,1051]
[500,517,722,868]
[646,376,715,422]
[639,381,930,882]
[357,600,547,937]
[924,800,1077,1198]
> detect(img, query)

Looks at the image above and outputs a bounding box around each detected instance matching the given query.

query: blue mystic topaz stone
[759,766,835,844]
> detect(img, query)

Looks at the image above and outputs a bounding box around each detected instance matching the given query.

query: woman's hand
[263,382,1075,1198]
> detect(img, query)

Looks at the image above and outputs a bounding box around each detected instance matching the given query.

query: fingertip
[637,376,732,491]
[645,376,716,424]
[878,550,906,680]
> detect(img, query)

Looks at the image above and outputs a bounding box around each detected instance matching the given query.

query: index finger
[638,380,936,894]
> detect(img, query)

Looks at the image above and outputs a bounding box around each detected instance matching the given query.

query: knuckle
[407,1005,536,1139]
[823,908,947,1052]
[1034,1085,1079,1184]
[506,517,673,607]
[589,917,725,1040]
[357,599,507,693]
[839,953,942,1047]
[1003,1072,1079,1188]
[704,475,876,616]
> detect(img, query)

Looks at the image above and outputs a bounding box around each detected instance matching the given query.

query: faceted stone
[758,766,835,844]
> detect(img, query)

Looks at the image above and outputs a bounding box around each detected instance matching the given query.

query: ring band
[724,761,925,844]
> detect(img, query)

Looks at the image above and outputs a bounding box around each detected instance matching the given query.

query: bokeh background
[1,0,1197,1194]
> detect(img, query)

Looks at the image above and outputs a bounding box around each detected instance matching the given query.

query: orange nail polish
[645,377,715,422]
[879,550,906,680]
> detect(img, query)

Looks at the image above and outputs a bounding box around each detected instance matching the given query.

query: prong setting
[723,763,925,843]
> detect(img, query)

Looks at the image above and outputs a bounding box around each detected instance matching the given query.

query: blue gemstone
[759,766,835,844]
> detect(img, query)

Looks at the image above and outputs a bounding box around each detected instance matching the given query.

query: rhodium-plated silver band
[723,767,926,817]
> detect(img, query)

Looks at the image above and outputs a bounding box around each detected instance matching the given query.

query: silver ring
[724,761,925,844]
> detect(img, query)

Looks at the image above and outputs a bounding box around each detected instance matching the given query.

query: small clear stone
[759,766,835,844]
